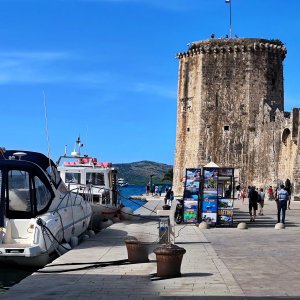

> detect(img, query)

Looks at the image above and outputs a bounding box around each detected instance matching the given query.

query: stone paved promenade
[2,196,300,299]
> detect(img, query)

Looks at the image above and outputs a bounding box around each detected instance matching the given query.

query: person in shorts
[258,188,265,215]
[248,186,258,222]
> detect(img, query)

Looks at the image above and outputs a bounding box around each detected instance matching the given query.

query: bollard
[237,222,248,229]
[154,244,186,278]
[124,236,149,263]
[199,222,210,229]
[275,223,285,230]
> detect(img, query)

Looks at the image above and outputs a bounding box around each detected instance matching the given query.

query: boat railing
[67,184,115,207]
[67,185,94,203]
[53,187,90,211]
[58,182,120,209]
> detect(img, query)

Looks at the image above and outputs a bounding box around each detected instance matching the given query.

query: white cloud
[0,50,113,85]
[0,50,177,101]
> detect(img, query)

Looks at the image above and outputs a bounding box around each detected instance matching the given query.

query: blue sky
[0,0,299,165]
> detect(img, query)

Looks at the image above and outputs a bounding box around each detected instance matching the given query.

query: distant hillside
[113,160,173,185]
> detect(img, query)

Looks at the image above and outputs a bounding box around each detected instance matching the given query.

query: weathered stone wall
[173,38,300,198]
[291,109,300,199]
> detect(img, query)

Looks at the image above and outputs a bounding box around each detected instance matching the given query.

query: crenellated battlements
[176,38,287,59]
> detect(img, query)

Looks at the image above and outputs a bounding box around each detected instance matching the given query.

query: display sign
[183,169,201,223]
[217,199,234,226]
[202,168,218,225]
[182,166,235,226]
[219,168,234,176]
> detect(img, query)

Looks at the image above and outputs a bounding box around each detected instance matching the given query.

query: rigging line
[117,207,159,221]
[117,192,156,214]
[85,126,88,157]
[43,91,52,173]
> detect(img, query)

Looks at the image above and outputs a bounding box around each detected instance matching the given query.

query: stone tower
[173,38,300,197]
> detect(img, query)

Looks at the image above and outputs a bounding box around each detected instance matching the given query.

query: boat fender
[120,207,134,220]
[82,234,90,241]
[101,219,113,229]
[57,243,71,256]
[70,236,79,248]
[112,216,120,223]
[88,230,95,237]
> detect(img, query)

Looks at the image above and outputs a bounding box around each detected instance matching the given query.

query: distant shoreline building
[173,37,300,200]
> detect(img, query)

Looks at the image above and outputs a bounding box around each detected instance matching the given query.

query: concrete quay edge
[2,196,300,299]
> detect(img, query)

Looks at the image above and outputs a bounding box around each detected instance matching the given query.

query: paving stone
[3,198,300,299]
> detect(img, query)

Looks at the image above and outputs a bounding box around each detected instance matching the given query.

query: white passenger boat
[117,178,128,187]
[0,148,92,267]
[57,138,123,230]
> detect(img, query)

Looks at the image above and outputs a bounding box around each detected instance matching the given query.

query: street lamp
[150,174,155,191]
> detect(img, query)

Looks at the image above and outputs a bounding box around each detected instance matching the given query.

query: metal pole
[229,0,232,38]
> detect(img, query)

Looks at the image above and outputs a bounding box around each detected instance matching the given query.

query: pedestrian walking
[247,185,251,196]
[154,185,159,196]
[151,185,155,196]
[158,185,162,196]
[240,187,246,204]
[258,188,265,215]
[248,186,258,222]
[285,178,292,209]
[164,187,173,206]
[236,183,241,200]
[267,186,274,201]
[276,184,290,224]
[146,183,150,195]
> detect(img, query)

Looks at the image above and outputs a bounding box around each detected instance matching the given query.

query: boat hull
[0,250,53,268]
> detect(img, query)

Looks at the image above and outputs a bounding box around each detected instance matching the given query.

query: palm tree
[162,169,173,182]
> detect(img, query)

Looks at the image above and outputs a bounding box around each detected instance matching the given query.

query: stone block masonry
[173,37,300,199]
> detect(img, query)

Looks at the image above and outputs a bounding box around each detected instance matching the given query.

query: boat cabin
[0,150,61,224]
[57,157,118,206]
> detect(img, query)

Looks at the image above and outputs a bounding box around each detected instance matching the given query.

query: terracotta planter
[154,244,186,278]
[124,236,149,263]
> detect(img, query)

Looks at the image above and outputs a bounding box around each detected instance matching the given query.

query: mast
[225,0,232,38]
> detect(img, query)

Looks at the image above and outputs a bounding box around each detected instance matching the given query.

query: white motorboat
[0,148,92,267]
[57,138,123,230]
[117,178,128,187]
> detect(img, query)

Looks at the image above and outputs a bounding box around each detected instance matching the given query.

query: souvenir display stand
[182,169,202,223]
[182,165,234,226]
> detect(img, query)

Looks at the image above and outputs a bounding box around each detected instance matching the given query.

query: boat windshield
[86,172,104,186]
[46,165,61,186]
[8,170,31,212]
[3,167,54,218]
[65,172,81,184]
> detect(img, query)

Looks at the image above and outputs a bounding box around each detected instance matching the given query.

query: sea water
[0,185,148,293]
[119,185,147,211]
[0,265,33,295]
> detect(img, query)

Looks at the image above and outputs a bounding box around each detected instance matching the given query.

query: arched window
[282,128,291,146]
